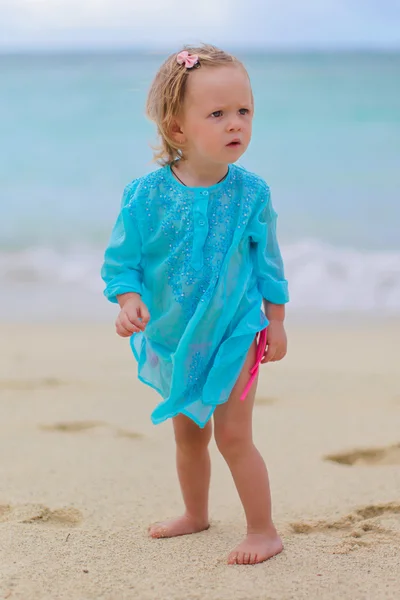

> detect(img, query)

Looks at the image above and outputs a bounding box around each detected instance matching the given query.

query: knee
[214,422,251,460]
[174,420,212,455]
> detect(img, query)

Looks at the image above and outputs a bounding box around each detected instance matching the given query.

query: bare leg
[214,340,283,565]
[149,414,212,538]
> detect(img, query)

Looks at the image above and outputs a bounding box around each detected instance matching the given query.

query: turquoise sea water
[1,51,400,317]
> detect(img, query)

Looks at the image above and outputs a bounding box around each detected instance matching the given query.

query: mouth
[226,139,242,148]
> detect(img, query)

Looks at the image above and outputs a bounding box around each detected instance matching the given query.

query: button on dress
[101,164,289,427]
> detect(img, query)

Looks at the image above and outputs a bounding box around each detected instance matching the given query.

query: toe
[249,553,257,564]
[148,523,155,534]
[148,522,161,536]
[150,526,164,538]
[236,552,245,565]
[243,553,251,565]
[228,552,238,565]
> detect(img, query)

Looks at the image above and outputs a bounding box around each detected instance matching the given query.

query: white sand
[0,320,399,600]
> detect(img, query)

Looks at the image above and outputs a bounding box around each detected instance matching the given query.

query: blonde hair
[146,44,245,166]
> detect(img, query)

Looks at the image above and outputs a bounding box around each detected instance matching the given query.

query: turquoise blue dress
[101,164,289,427]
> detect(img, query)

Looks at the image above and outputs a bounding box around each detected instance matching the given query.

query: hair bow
[176,51,199,69]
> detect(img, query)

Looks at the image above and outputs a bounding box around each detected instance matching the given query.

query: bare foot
[228,531,283,565]
[148,514,209,539]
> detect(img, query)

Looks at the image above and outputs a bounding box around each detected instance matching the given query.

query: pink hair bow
[177,51,199,69]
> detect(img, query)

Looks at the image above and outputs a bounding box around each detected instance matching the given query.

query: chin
[224,147,246,161]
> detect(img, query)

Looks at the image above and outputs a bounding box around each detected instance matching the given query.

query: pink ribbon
[240,328,268,401]
[177,51,199,69]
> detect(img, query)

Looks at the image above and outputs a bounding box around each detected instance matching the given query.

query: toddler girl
[101,44,289,565]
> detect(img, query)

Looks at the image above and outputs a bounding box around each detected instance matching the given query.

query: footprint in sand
[290,502,400,554]
[39,421,106,433]
[0,505,12,520]
[0,503,82,527]
[39,421,144,440]
[325,443,400,466]
[0,378,64,391]
[115,428,144,440]
[255,396,278,406]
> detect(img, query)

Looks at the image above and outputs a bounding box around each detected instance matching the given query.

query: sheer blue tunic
[101,164,289,427]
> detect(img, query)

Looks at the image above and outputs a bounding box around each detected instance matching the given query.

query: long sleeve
[101,183,143,303]
[250,183,289,305]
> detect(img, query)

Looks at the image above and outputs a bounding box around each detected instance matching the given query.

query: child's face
[177,65,253,166]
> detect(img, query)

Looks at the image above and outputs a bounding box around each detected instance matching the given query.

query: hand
[261,320,287,363]
[115,294,150,338]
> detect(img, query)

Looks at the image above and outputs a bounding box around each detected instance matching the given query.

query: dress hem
[129,321,268,428]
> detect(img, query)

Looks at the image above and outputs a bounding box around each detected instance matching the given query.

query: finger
[116,321,133,337]
[129,316,145,331]
[116,328,131,338]
[262,348,276,363]
[271,349,287,362]
[118,314,140,335]
[139,304,151,327]
[117,320,141,336]
[263,344,277,363]
[121,312,143,332]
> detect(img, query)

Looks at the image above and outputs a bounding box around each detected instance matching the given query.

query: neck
[173,157,229,188]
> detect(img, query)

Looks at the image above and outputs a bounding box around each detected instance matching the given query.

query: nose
[227,117,241,132]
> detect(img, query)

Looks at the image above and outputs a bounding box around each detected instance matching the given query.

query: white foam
[0,246,103,293]
[1,241,400,314]
[284,240,400,312]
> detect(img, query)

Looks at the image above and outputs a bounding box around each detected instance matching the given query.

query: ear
[170,118,186,145]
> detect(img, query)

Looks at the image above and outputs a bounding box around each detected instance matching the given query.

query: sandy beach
[0,319,399,600]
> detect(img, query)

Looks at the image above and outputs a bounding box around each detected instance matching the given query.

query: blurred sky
[0,0,399,50]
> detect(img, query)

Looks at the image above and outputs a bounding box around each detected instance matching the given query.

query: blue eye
[211,110,223,118]
[239,108,249,115]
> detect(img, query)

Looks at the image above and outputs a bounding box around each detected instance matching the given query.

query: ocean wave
[1,241,400,313]
[0,246,102,292]
[283,240,400,312]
